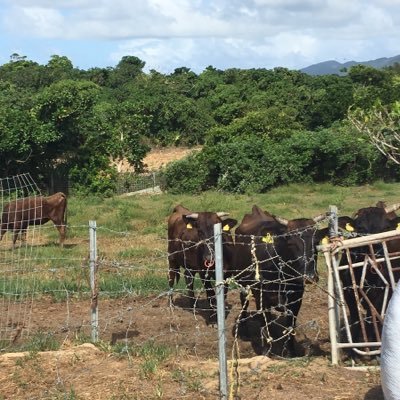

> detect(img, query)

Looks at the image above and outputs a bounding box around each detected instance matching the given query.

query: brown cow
[232,205,326,357]
[0,192,67,247]
[336,201,400,358]
[167,204,237,315]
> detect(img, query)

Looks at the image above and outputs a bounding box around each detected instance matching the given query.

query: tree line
[1,53,399,194]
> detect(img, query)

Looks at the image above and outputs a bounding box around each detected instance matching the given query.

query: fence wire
[0,178,387,399]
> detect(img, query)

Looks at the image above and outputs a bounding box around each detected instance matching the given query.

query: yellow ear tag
[345,223,354,232]
[262,233,274,244]
[397,223,400,231]
[186,223,193,229]
[222,224,230,231]
[321,236,329,245]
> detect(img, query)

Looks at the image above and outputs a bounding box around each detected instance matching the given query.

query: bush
[163,124,387,194]
[69,155,117,196]
[161,154,209,193]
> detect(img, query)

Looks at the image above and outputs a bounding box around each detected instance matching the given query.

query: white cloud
[0,0,399,71]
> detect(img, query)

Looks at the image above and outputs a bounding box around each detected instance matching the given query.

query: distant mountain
[300,55,400,76]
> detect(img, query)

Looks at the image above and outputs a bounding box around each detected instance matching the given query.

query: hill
[301,54,400,76]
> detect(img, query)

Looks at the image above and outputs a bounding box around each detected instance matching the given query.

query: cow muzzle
[204,259,215,269]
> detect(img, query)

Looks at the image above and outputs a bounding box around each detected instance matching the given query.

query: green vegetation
[1,54,400,194]
[1,184,400,303]
[13,331,61,353]
[112,340,172,378]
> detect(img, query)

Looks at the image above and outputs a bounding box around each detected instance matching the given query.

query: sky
[0,0,399,74]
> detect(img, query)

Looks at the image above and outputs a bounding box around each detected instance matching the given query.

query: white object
[381,283,400,400]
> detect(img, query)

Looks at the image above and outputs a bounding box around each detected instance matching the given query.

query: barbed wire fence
[0,212,332,398]
[2,174,398,398]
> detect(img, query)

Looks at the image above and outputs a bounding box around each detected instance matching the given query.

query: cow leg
[12,221,23,249]
[54,223,66,247]
[167,262,180,307]
[20,228,28,244]
[184,269,196,308]
[201,270,216,309]
[0,222,6,241]
[281,291,303,357]
[168,267,175,307]
[12,231,18,248]
[233,283,259,343]
[199,269,218,324]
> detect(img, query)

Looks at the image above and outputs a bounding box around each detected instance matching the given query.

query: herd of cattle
[1,193,400,359]
[167,201,400,358]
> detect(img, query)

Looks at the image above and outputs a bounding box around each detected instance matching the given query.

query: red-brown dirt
[0,286,383,400]
[112,146,202,173]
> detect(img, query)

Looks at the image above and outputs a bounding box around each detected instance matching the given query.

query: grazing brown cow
[0,192,67,247]
[167,204,237,315]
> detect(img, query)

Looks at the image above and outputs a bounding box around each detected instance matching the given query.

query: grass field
[2,180,400,299]
[1,181,396,399]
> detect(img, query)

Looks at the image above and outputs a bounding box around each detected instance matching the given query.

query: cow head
[350,202,400,235]
[274,214,326,283]
[182,212,237,268]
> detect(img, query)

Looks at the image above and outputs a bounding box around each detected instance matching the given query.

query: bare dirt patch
[113,146,202,173]
[0,288,383,400]
[143,146,202,171]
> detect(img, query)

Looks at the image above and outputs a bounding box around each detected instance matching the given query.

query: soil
[0,286,383,400]
[113,146,202,173]
[143,146,202,171]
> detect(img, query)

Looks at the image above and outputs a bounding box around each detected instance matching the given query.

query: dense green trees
[0,53,399,194]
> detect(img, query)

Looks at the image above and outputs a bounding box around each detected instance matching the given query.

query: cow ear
[259,226,275,244]
[182,214,198,229]
[338,216,355,232]
[316,227,329,243]
[321,236,329,245]
[261,233,274,244]
[345,223,354,232]
[222,218,237,232]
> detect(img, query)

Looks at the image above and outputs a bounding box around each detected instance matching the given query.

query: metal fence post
[214,223,228,400]
[327,205,339,364]
[89,220,99,342]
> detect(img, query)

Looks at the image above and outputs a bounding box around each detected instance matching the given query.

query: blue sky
[0,0,399,73]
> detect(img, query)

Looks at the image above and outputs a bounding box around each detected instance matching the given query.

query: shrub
[69,154,117,196]
[163,124,388,194]
[161,154,209,193]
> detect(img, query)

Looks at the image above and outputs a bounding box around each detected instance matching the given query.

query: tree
[108,56,145,88]
[0,54,45,90]
[0,82,44,177]
[348,101,400,164]
[45,55,76,84]
[94,100,151,172]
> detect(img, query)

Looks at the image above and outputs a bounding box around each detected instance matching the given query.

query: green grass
[14,331,61,353]
[111,340,172,378]
[2,181,400,301]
